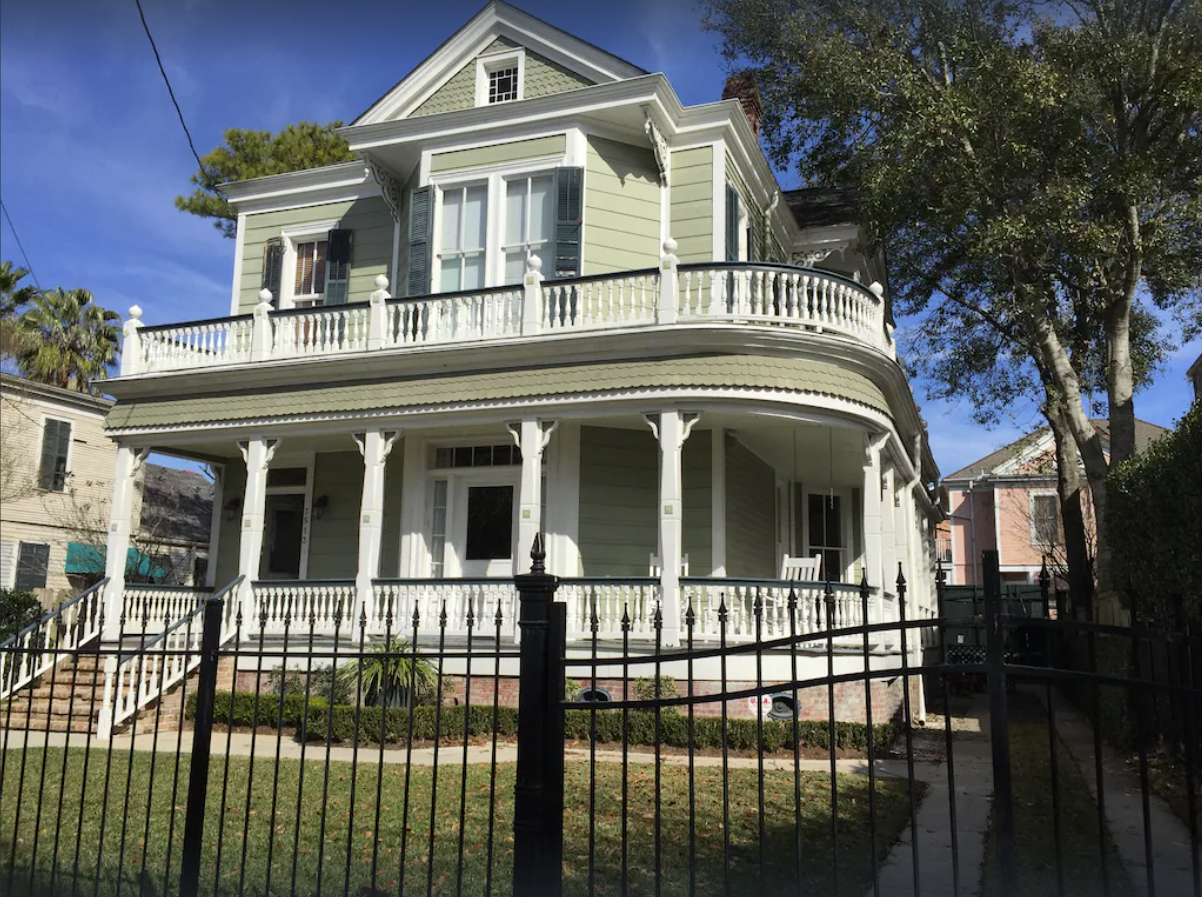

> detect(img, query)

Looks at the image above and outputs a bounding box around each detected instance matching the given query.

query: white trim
[261,451,315,580]
[1028,490,1059,547]
[711,426,726,576]
[475,48,525,108]
[230,213,247,316]
[205,464,224,588]
[549,420,581,576]
[278,221,339,310]
[400,434,426,576]
[390,218,401,294]
[801,486,856,583]
[711,140,725,261]
[1,539,16,591]
[12,540,51,591]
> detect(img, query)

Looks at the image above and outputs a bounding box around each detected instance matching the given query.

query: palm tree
[13,288,120,392]
[0,260,38,359]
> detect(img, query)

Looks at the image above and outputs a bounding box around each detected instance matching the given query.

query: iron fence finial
[530,533,546,574]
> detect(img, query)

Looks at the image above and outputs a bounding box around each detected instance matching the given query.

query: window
[38,418,71,491]
[488,66,519,103]
[1031,494,1059,546]
[267,467,308,488]
[806,493,844,583]
[432,444,521,469]
[465,485,513,561]
[14,542,50,591]
[503,174,554,284]
[293,239,327,306]
[430,479,449,577]
[438,184,488,292]
[192,555,208,586]
[282,228,352,308]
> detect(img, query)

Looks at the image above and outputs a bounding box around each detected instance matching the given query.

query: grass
[982,692,1137,897]
[1,745,919,896]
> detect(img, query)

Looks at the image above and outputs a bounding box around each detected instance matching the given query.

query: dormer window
[475,50,524,107]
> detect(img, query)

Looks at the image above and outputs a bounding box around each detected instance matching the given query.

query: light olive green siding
[107,356,892,430]
[214,463,245,587]
[411,38,591,118]
[238,197,394,314]
[669,147,714,263]
[380,448,404,576]
[578,426,657,576]
[726,153,765,261]
[582,136,660,275]
[430,135,567,174]
[725,435,776,577]
[307,452,363,579]
[682,430,712,575]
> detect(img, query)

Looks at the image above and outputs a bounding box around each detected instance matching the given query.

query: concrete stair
[1,655,105,734]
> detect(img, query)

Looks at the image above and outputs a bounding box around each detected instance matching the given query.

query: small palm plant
[340,638,438,707]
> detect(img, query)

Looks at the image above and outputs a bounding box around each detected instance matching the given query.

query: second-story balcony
[118,249,894,379]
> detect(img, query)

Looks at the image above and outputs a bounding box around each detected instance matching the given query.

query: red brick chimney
[722,71,762,138]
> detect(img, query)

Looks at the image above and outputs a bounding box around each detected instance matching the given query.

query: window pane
[440,257,462,292]
[14,543,49,590]
[441,190,462,252]
[462,254,485,290]
[822,549,843,583]
[807,494,825,547]
[314,240,328,294]
[505,179,525,246]
[530,176,553,242]
[826,496,843,547]
[463,186,487,251]
[465,486,513,561]
[430,479,448,577]
[267,467,307,488]
[504,249,525,285]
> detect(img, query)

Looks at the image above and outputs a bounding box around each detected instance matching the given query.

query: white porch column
[237,436,279,630]
[354,430,400,634]
[399,435,425,576]
[881,463,898,596]
[647,410,699,646]
[861,433,887,594]
[510,419,558,573]
[102,445,149,640]
[204,464,225,588]
[546,421,581,577]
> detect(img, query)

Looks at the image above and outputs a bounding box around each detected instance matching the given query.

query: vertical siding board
[577,425,657,576]
[582,136,661,275]
[723,434,776,577]
[682,430,713,575]
[307,451,364,580]
[669,147,714,263]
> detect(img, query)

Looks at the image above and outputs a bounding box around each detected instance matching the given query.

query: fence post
[657,238,679,324]
[983,549,1015,893]
[512,534,565,897]
[521,255,545,336]
[179,596,225,897]
[250,290,274,361]
[367,275,390,350]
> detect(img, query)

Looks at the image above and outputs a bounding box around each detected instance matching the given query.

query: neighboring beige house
[939,418,1168,585]
[0,373,212,602]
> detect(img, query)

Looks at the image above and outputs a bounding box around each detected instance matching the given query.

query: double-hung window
[14,542,50,591]
[503,174,554,284]
[39,418,71,491]
[438,184,488,292]
[1031,493,1059,546]
[293,239,327,307]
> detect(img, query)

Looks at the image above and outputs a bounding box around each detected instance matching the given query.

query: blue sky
[1,0,1197,477]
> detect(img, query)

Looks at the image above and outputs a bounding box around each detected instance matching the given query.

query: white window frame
[279,221,338,310]
[429,161,560,292]
[475,49,525,107]
[38,415,73,493]
[499,171,556,286]
[1029,490,1059,547]
[801,487,855,583]
[261,452,315,579]
[434,180,490,293]
[14,540,51,591]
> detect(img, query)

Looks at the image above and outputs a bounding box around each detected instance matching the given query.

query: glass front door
[451,476,518,577]
[261,494,305,580]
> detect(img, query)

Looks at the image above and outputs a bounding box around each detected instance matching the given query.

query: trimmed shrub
[1,590,41,643]
[189,690,894,752]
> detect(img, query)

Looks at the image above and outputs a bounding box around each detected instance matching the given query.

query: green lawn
[983,692,1137,897]
[1,746,918,896]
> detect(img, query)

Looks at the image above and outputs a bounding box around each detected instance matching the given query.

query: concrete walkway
[866,694,994,897]
[1036,687,1199,897]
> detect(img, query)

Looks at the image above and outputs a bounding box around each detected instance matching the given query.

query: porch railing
[121,584,211,634]
[559,577,662,640]
[0,578,106,701]
[251,580,357,637]
[120,252,893,376]
[373,579,519,640]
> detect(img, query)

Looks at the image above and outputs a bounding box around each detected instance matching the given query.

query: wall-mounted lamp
[312,495,330,520]
[222,496,243,521]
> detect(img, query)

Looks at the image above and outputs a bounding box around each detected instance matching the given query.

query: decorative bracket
[643,106,670,186]
[792,242,850,267]
[237,437,281,469]
[128,447,151,478]
[539,420,559,452]
[643,412,700,447]
[642,412,661,441]
[365,155,404,224]
[353,430,402,464]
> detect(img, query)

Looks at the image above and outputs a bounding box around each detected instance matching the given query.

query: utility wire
[132,0,206,173]
[1,200,45,295]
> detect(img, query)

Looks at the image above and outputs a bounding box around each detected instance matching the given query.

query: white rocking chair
[649,554,690,577]
[779,553,822,582]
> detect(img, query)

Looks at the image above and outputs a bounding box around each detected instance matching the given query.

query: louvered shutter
[262,238,284,305]
[324,228,353,305]
[553,167,583,279]
[725,184,740,261]
[14,543,50,591]
[38,419,70,491]
[407,187,432,296]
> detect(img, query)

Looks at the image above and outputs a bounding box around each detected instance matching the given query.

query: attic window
[489,67,519,103]
[475,50,525,107]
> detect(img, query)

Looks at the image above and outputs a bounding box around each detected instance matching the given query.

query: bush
[0,590,42,643]
[267,664,353,706]
[188,690,894,753]
[632,676,678,701]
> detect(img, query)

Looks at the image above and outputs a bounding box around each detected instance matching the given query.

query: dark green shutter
[14,543,49,590]
[39,419,70,491]
[262,237,284,304]
[553,167,583,279]
[407,186,432,296]
[725,184,740,261]
[324,228,353,305]
[747,222,756,263]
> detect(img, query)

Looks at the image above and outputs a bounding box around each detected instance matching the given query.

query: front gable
[354,1,646,125]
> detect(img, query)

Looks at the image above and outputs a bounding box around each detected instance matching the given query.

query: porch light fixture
[312,495,330,520]
[222,496,242,521]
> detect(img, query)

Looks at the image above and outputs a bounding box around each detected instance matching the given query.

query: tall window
[503,175,554,284]
[293,239,327,306]
[438,185,488,292]
[1031,494,1059,546]
[39,418,71,492]
[807,493,844,583]
[429,479,449,577]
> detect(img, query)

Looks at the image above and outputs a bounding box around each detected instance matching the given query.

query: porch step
[1,657,106,734]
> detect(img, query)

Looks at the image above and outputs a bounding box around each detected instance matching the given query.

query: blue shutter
[553,167,583,279]
[407,187,432,296]
[725,184,740,261]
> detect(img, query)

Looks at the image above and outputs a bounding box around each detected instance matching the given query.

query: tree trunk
[1046,397,1095,618]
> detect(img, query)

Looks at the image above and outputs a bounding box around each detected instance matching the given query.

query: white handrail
[0,579,106,701]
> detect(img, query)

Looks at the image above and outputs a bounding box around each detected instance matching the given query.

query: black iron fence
[1,542,1198,897]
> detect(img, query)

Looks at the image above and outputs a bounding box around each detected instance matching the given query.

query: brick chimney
[722,71,762,138]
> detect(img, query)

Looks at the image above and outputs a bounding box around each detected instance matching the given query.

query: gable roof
[0,372,113,415]
[942,417,1170,482]
[353,1,647,126]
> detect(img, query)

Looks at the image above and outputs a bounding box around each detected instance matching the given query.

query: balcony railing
[120,246,894,377]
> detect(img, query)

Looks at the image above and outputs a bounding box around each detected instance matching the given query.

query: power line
[0,200,45,295]
[132,0,206,173]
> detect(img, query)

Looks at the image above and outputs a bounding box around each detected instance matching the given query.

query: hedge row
[188,691,895,753]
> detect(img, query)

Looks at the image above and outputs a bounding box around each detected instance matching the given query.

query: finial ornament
[530,533,546,575]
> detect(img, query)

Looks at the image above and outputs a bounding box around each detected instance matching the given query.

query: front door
[261,494,305,580]
[451,475,518,577]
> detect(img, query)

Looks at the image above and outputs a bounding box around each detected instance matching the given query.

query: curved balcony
[119,257,894,378]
